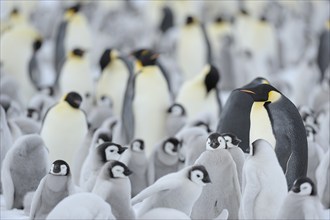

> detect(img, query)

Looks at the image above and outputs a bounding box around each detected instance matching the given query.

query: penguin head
[240,84,281,103]
[167,103,186,116]
[96,142,127,162]
[70,48,85,58]
[96,132,112,146]
[33,39,42,52]
[131,49,159,68]
[193,121,212,133]
[291,177,316,196]
[215,16,225,24]
[50,160,70,176]
[204,65,220,93]
[206,133,221,150]
[185,16,198,25]
[97,95,113,108]
[239,9,249,16]
[220,133,241,149]
[108,160,132,178]
[259,15,268,23]
[249,139,272,156]
[130,139,145,152]
[189,165,211,186]
[243,77,270,88]
[26,108,40,121]
[305,125,316,142]
[162,137,180,156]
[64,92,82,109]
[65,3,81,19]
[99,48,119,71]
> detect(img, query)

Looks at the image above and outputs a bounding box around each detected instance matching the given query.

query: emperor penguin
[239,139,287,219]
[30,160,76,220]
[132,164,211,217]
[277,177,324,219]
[147,137,180,185]
[176,15,211,82]
[0,22,43,105]
[58,48,94,112]
[127,139,148,197]
[176,64,221,129]
[317,19,330,80]
[80,142,127,191]
[96,48,133,117]
[54,4,91,76]
[122,49,172,156]
[316,149,330,208]
[165,103,187,137]
[46,192,115,220]
[217,77,269,151]
[92,160,135,220]
[40,91,88,174]
[1,134,49,209]
[240,83,308,188]
[191,142,241,220]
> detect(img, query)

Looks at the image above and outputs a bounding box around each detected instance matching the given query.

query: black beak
[124,169,132,176]
[203,174,212,184]
[118,147,128,154]
[291,185,300,193]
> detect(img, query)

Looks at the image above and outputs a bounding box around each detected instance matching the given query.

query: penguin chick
[132,164,211,217]
[30,160,76,220]
[92,160,135,220]
[87,95,113,133]
[80,142,127,191]
[1,134,49,209]
[165,103,187,137]
[239,139,287,219]
[147,137,180,185]
[27,88,56,122]
[127,139,148,197]
[46,192,115,220]
[277,177,324,219]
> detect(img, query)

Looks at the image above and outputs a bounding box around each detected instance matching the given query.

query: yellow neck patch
[326,20,330,30]
[268,91,281,102]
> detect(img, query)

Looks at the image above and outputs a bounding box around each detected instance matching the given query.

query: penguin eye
[197,174,200,178]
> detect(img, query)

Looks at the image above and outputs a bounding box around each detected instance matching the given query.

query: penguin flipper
[1,155,14,209]
[29,177,46,219]
[201,23,212,64]
[122,74,136,143]
[119,56,134,77]
[54,21,67,79]
[28,52,41,90]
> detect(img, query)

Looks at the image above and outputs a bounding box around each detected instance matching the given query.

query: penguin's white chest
[249,102,276,148]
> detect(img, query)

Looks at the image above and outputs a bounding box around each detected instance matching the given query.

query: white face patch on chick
[164,142,178,156]
[111,165,126,178]
[105,145,121,161]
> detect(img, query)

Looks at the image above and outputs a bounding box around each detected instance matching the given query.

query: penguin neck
[249,102,276,148]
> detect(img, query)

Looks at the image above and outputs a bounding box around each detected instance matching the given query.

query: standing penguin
[40,92,88,173]
[176,15,211,82]
[165,103,187,137]
[191,143,241,220]
[80,142,127,191]
[127,139,148,197]
[122,49,172,156]
[96,49,133,117]
[30,160,76,220]
[92,160,135,220]
[147,137,180,185]
[176,64,221,129]
[277,177,324,219]
[132,164,211,217]
[1,134,49,209]
[58,48,94,112]
[239,139,287,219]
[240,83,308,188]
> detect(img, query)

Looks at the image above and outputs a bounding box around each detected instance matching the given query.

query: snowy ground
[1,195,28,220]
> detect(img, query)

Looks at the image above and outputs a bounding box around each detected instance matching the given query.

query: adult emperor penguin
[40,92,88,175]
[92,160,135,220]
[239,139,287,219]
[96,48,133,117]
[54,4,91,76]
[277,177,324,219]
[1,134,49,209]
[30,160,76,220]
[122,49,172,156]
[176,64,221,129]
[58,48,94,112]
[132,164,211,217]
[46,193,115,220]
[240,83,308,188]
[0,22,43,105]
[192,142,241,220]
[176,15,211,82]
[127,139,148,197]
[147,137,180,185]
[80,142,127,191]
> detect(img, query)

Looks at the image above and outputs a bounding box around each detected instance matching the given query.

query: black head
[240,9,249,16]
[66,3,81,13]
[26,108,40,121]
[96,132,112,145]
[72,48,85,57]
[131,49,159,67]
[130,139,145,152]
[291,177,316,196]
[185,16,196,25]
[240,84,281,102]
[220,133,242,146]
[50,160,70,176]
[10,8,19,16]
[189,165,211,185]
[64,92,82,109]
[162,137,180,155]
[206,132,221,150]
[33,39,42,52]
[215,16,224,23]
[99,49,112,71]
[97,142,127,162]
[167,103,186,116]
[108,160,132,178]
[259,15,268,22]
[204,65,220,93]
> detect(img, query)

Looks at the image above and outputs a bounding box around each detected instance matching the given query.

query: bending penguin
[30,160,76,220]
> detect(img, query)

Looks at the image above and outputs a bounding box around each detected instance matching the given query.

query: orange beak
[240,89,256,94]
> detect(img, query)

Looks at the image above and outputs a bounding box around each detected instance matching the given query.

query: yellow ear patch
[135,60,143,73]
[268,90,281,102]
[326,20,330,30]
[64,10,74,20]
[110,50,119,60]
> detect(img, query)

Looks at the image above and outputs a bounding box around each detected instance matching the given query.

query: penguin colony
[0,1,329,219]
